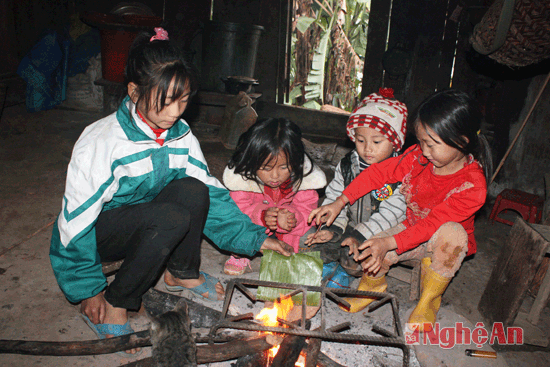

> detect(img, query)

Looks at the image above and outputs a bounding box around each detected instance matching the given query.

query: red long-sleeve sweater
[342,145,487,256]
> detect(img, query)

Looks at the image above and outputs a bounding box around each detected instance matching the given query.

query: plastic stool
[489,189,544,226]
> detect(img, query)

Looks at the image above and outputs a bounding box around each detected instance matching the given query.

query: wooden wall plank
[478,218,550,326]
[255,100,349,141]
[163,0,212,50]
[449,5,480,94]
[278,0,292,104]
[0,0,19,74]
[436,0,460,91]
[401,0,448,111]
[360,0,391,99]
[382,0,422,102]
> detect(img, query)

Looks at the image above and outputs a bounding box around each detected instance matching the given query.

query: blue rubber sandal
[82,315,142,357]
[164,271,223,301]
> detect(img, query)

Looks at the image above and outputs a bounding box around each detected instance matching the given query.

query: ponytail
[475,133,493,184]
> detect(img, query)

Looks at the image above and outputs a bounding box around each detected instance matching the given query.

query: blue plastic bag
[322,262,352,289]
[17,30,70,112]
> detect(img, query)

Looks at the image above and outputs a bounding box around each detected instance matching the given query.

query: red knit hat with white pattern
[346,88,408,152]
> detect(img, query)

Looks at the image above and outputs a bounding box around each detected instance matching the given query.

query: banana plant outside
[288,0,370,112]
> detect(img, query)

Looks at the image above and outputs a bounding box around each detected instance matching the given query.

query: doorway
[286,0,372,112]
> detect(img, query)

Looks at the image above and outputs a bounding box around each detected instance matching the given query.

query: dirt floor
[1,79,550,366]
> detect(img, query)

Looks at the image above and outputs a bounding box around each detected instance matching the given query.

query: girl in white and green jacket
[49,27,291,354]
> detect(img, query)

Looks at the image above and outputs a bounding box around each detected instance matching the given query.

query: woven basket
[471,0,550,67]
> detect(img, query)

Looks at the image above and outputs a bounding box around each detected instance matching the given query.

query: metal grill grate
[208,278,411,367]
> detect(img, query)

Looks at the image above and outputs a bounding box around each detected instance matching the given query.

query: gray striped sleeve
[353,185,407,240]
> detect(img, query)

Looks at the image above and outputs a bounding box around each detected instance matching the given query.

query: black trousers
[95,177,210,310]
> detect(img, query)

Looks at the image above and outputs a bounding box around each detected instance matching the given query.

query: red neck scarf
[137,109,166,146]
[263,178,294,202]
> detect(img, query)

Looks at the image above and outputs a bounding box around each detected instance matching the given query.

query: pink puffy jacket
[222,158,327,252]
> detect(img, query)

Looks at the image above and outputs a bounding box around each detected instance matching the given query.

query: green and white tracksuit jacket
[50,97,267,304]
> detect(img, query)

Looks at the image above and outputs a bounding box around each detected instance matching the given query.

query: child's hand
[277,208,297,231]
[304,229,334,245]
[308,196,348,227]
[341,237,360,259]
[355,236,397,275]
[264,207,279,230]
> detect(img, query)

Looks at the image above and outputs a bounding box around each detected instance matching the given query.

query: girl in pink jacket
[222,117,327,275]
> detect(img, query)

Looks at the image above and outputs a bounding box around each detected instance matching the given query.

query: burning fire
[255,296,294,326]
[255,296,306,366]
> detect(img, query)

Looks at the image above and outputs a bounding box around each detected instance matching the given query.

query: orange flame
[255,295,297,365]
[255,295,294,327]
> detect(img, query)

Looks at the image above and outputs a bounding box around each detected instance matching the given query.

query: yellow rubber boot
[340,275,387,313]
[407,257,451,333]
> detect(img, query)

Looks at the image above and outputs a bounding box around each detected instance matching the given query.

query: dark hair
[125,30,198,113]
[412,89,493,181]
[228,118,312,188]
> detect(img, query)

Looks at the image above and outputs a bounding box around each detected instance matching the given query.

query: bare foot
[104,302,141,355]
[164,271,225,300]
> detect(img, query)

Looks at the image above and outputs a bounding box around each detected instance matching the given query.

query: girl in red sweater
[309,89,492,332]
